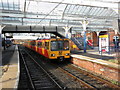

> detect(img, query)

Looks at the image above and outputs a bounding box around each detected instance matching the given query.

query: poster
[99,35,109,53]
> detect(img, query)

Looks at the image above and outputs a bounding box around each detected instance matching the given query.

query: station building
[0,0,120,89]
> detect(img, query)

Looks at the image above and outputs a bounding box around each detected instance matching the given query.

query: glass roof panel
[110,11,117,16]
[0,0,119,31]
[73,5,80,14]
[67,5,75,14]
[80,6,86,14]
[0,0,20,10]
[83,7,91,15]
[27,1,56,14]
[92,8,100,16]
[95,8,103,16]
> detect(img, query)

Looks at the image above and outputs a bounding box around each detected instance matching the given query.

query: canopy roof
[0,0,120,32]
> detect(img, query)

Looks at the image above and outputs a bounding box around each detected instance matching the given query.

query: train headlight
[65,53,69,56]
[51,54,55,57]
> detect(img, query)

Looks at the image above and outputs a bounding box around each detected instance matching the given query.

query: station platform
[71,50,120,83]
[1,45,19,89]
[71,49,116,61]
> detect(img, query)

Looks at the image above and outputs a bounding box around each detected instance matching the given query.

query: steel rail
[24,50,64,90]
[68,64,120,89]
[50,63,96,89]
[19,50,35,89]
[58,67,95,89]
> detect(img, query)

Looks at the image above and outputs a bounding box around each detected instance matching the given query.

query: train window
[32,42,35,46]
[38,42,42,47]
[30,42,35,46]
[58,41,63,50]
[45,42,49,49]
[51,41,58,51]
[51,40,69,51]
[29,42,31,45]
[42,42,45,48]
[63,40,69,50]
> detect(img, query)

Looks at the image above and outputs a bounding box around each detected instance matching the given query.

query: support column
[118,2,120,33]
[70,27,72,39]
[81,20,89,53]
[96,31,100,51]
[0,25,2,83]
[112,2,120,34]
[0,26,2,50]
[0,25,4,67]
[0,25,5,50]
[96,31,100,37]
[63,26,71,38]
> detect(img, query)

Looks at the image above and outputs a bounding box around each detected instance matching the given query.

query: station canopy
[0,0,120,33]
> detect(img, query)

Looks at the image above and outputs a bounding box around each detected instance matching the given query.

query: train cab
[49,38,70,61]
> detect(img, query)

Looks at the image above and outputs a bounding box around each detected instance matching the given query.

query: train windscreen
[51,40,69,51]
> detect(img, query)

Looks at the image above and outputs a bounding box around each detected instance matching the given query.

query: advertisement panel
[99,35,109,53]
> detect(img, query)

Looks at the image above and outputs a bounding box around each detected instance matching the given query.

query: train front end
[49,38,70,61]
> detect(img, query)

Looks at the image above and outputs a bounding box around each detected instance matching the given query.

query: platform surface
[1,45,19,89]
[71,50,120,69]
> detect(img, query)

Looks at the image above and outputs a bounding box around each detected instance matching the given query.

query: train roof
[25,38,69,43]
[37,38,69,41]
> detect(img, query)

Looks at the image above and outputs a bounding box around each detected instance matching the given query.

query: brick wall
[71,57,120,82]
[86,31,98,46]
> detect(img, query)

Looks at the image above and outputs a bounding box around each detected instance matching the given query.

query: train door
[44,40,49,58]
[37,41,42,55]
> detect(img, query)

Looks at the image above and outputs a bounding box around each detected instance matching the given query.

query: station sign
[99,35,108,38]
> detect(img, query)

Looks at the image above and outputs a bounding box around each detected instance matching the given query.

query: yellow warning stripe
[99,35,108,38]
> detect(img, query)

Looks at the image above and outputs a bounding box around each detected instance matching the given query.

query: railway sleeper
[34,83,55,87]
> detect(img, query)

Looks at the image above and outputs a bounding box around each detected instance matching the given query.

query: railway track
[18,50,33,89]
[23,46,120,89]
[56,63,120,89]
[18,46,63,89]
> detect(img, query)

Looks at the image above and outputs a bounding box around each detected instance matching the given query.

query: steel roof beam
[27,0,118,9]
[62,5,67,19]
[1,0,4,10]
[24,0,27,18]
[64,14,118,19]
[7,0,9,10]
[1,13,113,22]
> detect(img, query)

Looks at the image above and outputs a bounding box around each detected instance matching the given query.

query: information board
[99,35,109,53]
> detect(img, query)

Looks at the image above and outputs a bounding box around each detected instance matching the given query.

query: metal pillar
[0,26,2,50]
[81,20,89,53]
[118,2,120,33]
[70,27,72,39]
[3,33,6,50]
[83,31,87,53]
[0,25,5,50]
[0,25,2,67]
[108,32,110,54]
[63,26,71,38]
[96,31,100,51]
